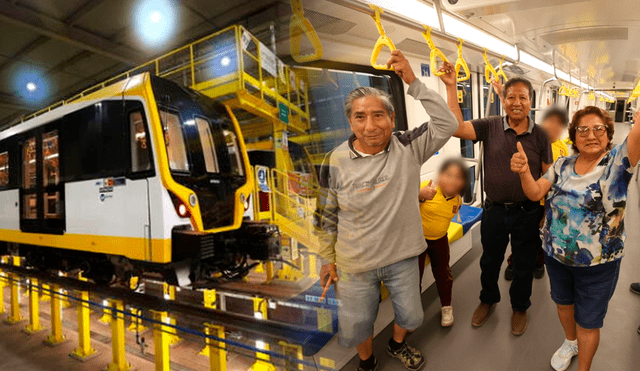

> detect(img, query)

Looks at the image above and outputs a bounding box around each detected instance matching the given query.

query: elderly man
[314,52,459,371]
[445,76,552,335]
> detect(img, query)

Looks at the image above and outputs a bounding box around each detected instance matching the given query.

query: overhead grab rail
[422,26,449,77]
[482,49,500,84]
[454,39,470,82]
[628,80,640,103]
[369,5,396,70]
[289,0,324,63]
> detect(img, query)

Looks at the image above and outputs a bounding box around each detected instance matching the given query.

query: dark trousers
[479,202,543,311]
[418,235,453,306]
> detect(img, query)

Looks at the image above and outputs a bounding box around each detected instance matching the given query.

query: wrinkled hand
[386,50,416,85]
[491,79,504,98]
[320,263,338,288]
[419,179,437,201]
[511,141,529,174]
[437,61,457,88]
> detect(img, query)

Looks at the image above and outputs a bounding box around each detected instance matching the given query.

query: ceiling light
[518,51,554,75]
[555,68,570,83]
[26,82,37,92]
[220,56,231,67]
[443,14,517,60]
[134,0,176,47]
[360,0,440,30]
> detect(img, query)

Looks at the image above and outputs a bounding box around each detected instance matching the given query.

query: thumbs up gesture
[419,179,437,202]
[511,142,529,175]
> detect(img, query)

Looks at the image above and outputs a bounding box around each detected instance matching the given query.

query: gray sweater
[314,79,459,273]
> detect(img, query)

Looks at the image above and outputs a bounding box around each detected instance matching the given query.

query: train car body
[0,72,280,286]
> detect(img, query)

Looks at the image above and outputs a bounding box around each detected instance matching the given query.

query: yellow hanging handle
[422,26,449,76]
[588,91,596,101]
[559,84,568,96]
[289,0,324,63]
[369,5,396,70]
[482,49,499,84]
[454,39,470,82]
[497,56,509,82]
[627,83,640,103]
[569,87,580,98]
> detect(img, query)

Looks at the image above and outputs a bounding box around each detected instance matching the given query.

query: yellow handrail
[422,26,449,77]
[454,39,470,82]
[289,0,324,63]
[497,56,509,82]
[482,49,499,84]
[369,5,396,70]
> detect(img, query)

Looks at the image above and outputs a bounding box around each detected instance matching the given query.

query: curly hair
[568,106,614,152]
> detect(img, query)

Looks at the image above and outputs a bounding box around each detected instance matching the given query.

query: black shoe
[387,342,425,370]
[504,264,514,281]
[534,265,545,279]
[357,356,378,371]
[630,283,640,295]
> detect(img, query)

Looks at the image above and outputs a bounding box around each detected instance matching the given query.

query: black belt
[485,199,540,211]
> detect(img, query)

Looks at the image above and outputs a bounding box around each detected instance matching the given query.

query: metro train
[0,73,280,286]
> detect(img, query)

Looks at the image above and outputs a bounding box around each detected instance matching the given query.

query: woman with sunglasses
[510,106,639,371]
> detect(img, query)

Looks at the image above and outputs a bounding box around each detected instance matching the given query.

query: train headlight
[177,204,188,218]
[189,193,197,207]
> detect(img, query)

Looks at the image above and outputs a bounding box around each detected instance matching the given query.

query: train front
[150,76,280,286]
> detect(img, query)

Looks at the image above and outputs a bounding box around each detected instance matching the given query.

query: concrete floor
[343,168,640,370]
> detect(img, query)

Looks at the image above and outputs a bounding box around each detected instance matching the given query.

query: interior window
[0,151,8,187]
[195,117,220,173]
[160,109,189,172]
[129,111,152,173]
[458,78,474,159]
[223,129,244,176]
[23,136,37,219]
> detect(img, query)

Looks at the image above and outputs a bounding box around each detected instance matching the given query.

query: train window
[22,136,37,219]
[223,129,245,176]
[129,111,152,173]
[0,151,8,187]
[42,130,62,219]
[463,165,476,204]
[483,78,501,116]
[159,109,189,172]
[195,117,220,173]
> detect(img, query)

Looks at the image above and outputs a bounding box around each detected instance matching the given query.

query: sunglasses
[576,124,607,138]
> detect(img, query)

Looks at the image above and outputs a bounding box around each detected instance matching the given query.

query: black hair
[503,76,534,101]
[542,105,569,127]
[438,158,468,194]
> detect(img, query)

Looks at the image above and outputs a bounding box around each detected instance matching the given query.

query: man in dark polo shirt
[444,77,552,335]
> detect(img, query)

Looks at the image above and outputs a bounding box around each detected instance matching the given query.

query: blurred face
[348,96,395,150]
[438,165,466,197]
[542,116,565,143]
[504,83,531,122]
[574,114,610,157]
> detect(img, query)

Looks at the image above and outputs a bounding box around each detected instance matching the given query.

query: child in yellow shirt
[418,159,468,327]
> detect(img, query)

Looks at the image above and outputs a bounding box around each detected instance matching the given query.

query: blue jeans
[336,256,424,348]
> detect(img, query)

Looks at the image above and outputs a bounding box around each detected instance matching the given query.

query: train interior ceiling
[0,0,639,371]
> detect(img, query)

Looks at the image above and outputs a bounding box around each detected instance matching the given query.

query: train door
[20,123,65,234]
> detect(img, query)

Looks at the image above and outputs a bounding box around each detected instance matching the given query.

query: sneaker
[630,282,640,295]
[387,342,425,370]
[356,356,379,371]
[550,339,578,371]
[441,306,454,327]
[504,264,514,281]
[534,265,545,279]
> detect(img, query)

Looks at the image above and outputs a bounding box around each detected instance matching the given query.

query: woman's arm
[628,109,640,167]
[511,142,553,201]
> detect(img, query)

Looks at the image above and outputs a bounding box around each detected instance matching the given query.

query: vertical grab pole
[24,278,45,334]
[106,299,132,371]
[4,256,24,324]
[43,284,67,346]
[70,273,97,361]
[0,256,5,315]
[152,311,171,371]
